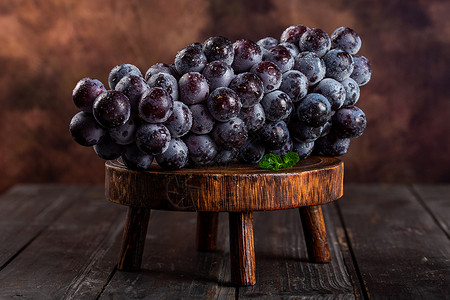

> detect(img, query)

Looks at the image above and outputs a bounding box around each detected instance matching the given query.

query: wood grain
[196,212,219,251]
[299,205,331,263]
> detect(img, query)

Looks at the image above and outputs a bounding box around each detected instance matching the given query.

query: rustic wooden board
[337,184,450,299]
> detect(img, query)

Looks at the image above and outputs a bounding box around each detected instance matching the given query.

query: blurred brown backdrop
[1,0,449,192]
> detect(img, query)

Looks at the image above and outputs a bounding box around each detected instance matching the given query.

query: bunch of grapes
[69,25,371,170]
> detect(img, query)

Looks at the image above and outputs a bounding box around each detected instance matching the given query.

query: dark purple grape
[279,42,300,58]
[228,72,264,108]
[93,90,131,128]
[314,78,346,110]
[320,119,333,137]
[350,55,372,86]
[135,123,171,155]
[175,44,207,75]
[263,45,294,73]
[297,93,331,127]
[257,37,279,52]
[108,117,139,145]
[203,36,234,65]
[93,134,122,160]
[115,75,150,114]
[260,90,293,122]
[279,70,308,103]
[69,112,106,146]
[292,141,314,159]
[238,136,265,164]
[183,133,218,166]
[258,120,289,149]
[163,101,192,138]
[293,52,326,85]
[155,138,189,169]
[121,143,154,170]
[213,148,239,165]
[299,28,331,58]
[267,138,293,157]
[239,103,265,132]
[202,61,235,91]
[189,104,215,134]
[341,77,360,107]
[323,49,354,81]
[250,61,282,93]
[332,106,367,138]
[72,78,106,113]
[108,64,142,90]
[331,27,361,55]
[288,116,323,142]
[280,24,309,45]
[139,87,173,123]
[314,133,350,156]
[144,63,179,82]
[212,118,248,149]
[178,72,209,105]
[231,39,263,73]
[147,72,179,102]
[207,87,242,122]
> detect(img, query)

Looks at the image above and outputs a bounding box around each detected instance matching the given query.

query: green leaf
[259,153,283,170]
[282,152,300,168]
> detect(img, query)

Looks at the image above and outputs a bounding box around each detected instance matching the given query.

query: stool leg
[299,205,331,263]
[196,212,219,251]
[118,207,151,271]
[229,212,256,286]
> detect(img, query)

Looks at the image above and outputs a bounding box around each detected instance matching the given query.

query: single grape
[202,61,235,91]
[279,70,308,103]
[293,52,326,85]
[257,37,279,52]
[314,78,346,110]
[212,117,248,149]
[93,90,131,128]
[135,123,171,155]
[250,61,282,93]
[207,87,242,122]
[292,140,314,159]
[279,42,300,58]
[297,93,331,127]
[108,117,139,145]
[183,133,218,166]
[260,90,293,122]
[203,36,234,65]
[115,75,149,114]
[214,148,239,165]
[314,133,350,156]
[178,72,209,105]
[144,62,179,82]
[189,103,215,134]
[263,45,294,73]
[258,120,289,149]
[155,138,189,169]
[139,87,173,123]
[239,103,266,132]
[69,111,106,146]
[280,24,309,45]
[163,101,192,138]
[323,49,354,81]
[288,115,323,142]
[228,72,264,108]
[231,39,263,73]
[332,106,367,138]
[350,55,372,86]
[267,138,293,157]
[175,44,207,75]
[93,134,122,160]
[330,27,361,55]
[238,135,265,164]
[341,77,360,107]
[147,72,179,102]
[121,143,154,170]
[108,64,142,90]
[72,78,106,113]
[299,28,331,58]
[320,119,333,137]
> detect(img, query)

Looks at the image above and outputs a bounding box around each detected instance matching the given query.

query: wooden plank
[238,207,355,299]
[0,186,127,299]
[338,184,450,299]
[411,184,450,238]
[0,184,87,270]
[99,211,235,299]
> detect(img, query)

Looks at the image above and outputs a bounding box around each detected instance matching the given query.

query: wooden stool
[105,156,343,286]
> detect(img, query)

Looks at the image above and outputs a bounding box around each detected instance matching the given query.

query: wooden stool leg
[196,212,219,251]
[299,205,331,263]
[229,212,256,286]
[118,207,151,271]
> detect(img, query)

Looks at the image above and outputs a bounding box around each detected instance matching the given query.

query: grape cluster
[69,25,371,170]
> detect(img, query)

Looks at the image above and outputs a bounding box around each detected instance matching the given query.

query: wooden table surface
[0,184,448,299]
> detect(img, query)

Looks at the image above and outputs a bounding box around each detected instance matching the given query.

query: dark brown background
[1,0,449,192]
